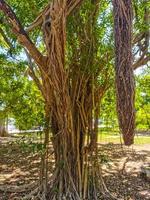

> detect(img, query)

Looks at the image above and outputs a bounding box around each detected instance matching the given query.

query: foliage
[9,136,45,154]
[100,66,150,131]
[135,67,150,129]
[0,55,44,130]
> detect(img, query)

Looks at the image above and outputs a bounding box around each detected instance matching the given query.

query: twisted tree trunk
[113,0,135,145]
[42,2,104,198]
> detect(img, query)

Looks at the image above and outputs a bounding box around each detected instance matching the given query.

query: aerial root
[0,181,46,200]
[8,178,119,200]
[0,182,38,193]
[22,186,46,200]
[22,182,50,200]
[100,172,118,200]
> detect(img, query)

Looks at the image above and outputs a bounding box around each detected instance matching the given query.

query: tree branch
[133,54,150,70]
[133,32,144,45]
[26,0,83,32]
[67,0,83,15]
[24,49,46,100]
[0,27,13,49]
[133,1,149,69]
[26,4,50,32]
[0,0,46,69]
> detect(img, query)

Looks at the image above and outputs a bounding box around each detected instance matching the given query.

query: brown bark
[42,1,105,198]
[0,0,46,69]
[133,3,150,70]
[0,118,8,137]
[113,0,135,145]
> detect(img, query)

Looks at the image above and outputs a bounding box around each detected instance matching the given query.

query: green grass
[14,130,150,145]
[98,131,150,144]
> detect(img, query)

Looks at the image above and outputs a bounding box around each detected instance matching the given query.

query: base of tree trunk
[0,127,8,137]
[45,152,117,200]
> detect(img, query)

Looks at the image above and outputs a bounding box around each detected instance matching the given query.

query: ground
[99,144,150,200]
[0,135,150,200]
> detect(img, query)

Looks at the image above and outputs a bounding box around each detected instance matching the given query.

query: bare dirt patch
[0,137,149,199]
[99,143,150,200]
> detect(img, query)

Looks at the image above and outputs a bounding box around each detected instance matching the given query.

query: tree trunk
[113,0,135,145]
[41,1,109,199]
[0,118,8,137]
[46,81,103,199]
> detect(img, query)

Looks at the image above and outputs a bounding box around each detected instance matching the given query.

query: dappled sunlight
[0,136,150,199]
[99,144,150,200]
[0,142,40,187]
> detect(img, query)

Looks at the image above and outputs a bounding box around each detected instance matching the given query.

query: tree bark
[113,0,135,145]
[0,118,8,137]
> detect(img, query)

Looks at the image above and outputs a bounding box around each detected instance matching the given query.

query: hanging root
[113,0,135,146]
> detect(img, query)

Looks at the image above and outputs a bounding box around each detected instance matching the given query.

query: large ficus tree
[0,0,149,199]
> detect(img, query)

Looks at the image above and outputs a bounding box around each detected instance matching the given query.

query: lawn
[14,130,150,145]
[98,131,150,144]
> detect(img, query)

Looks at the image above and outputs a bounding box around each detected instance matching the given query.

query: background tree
[135,68,150,130]
[0,54,44,132]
